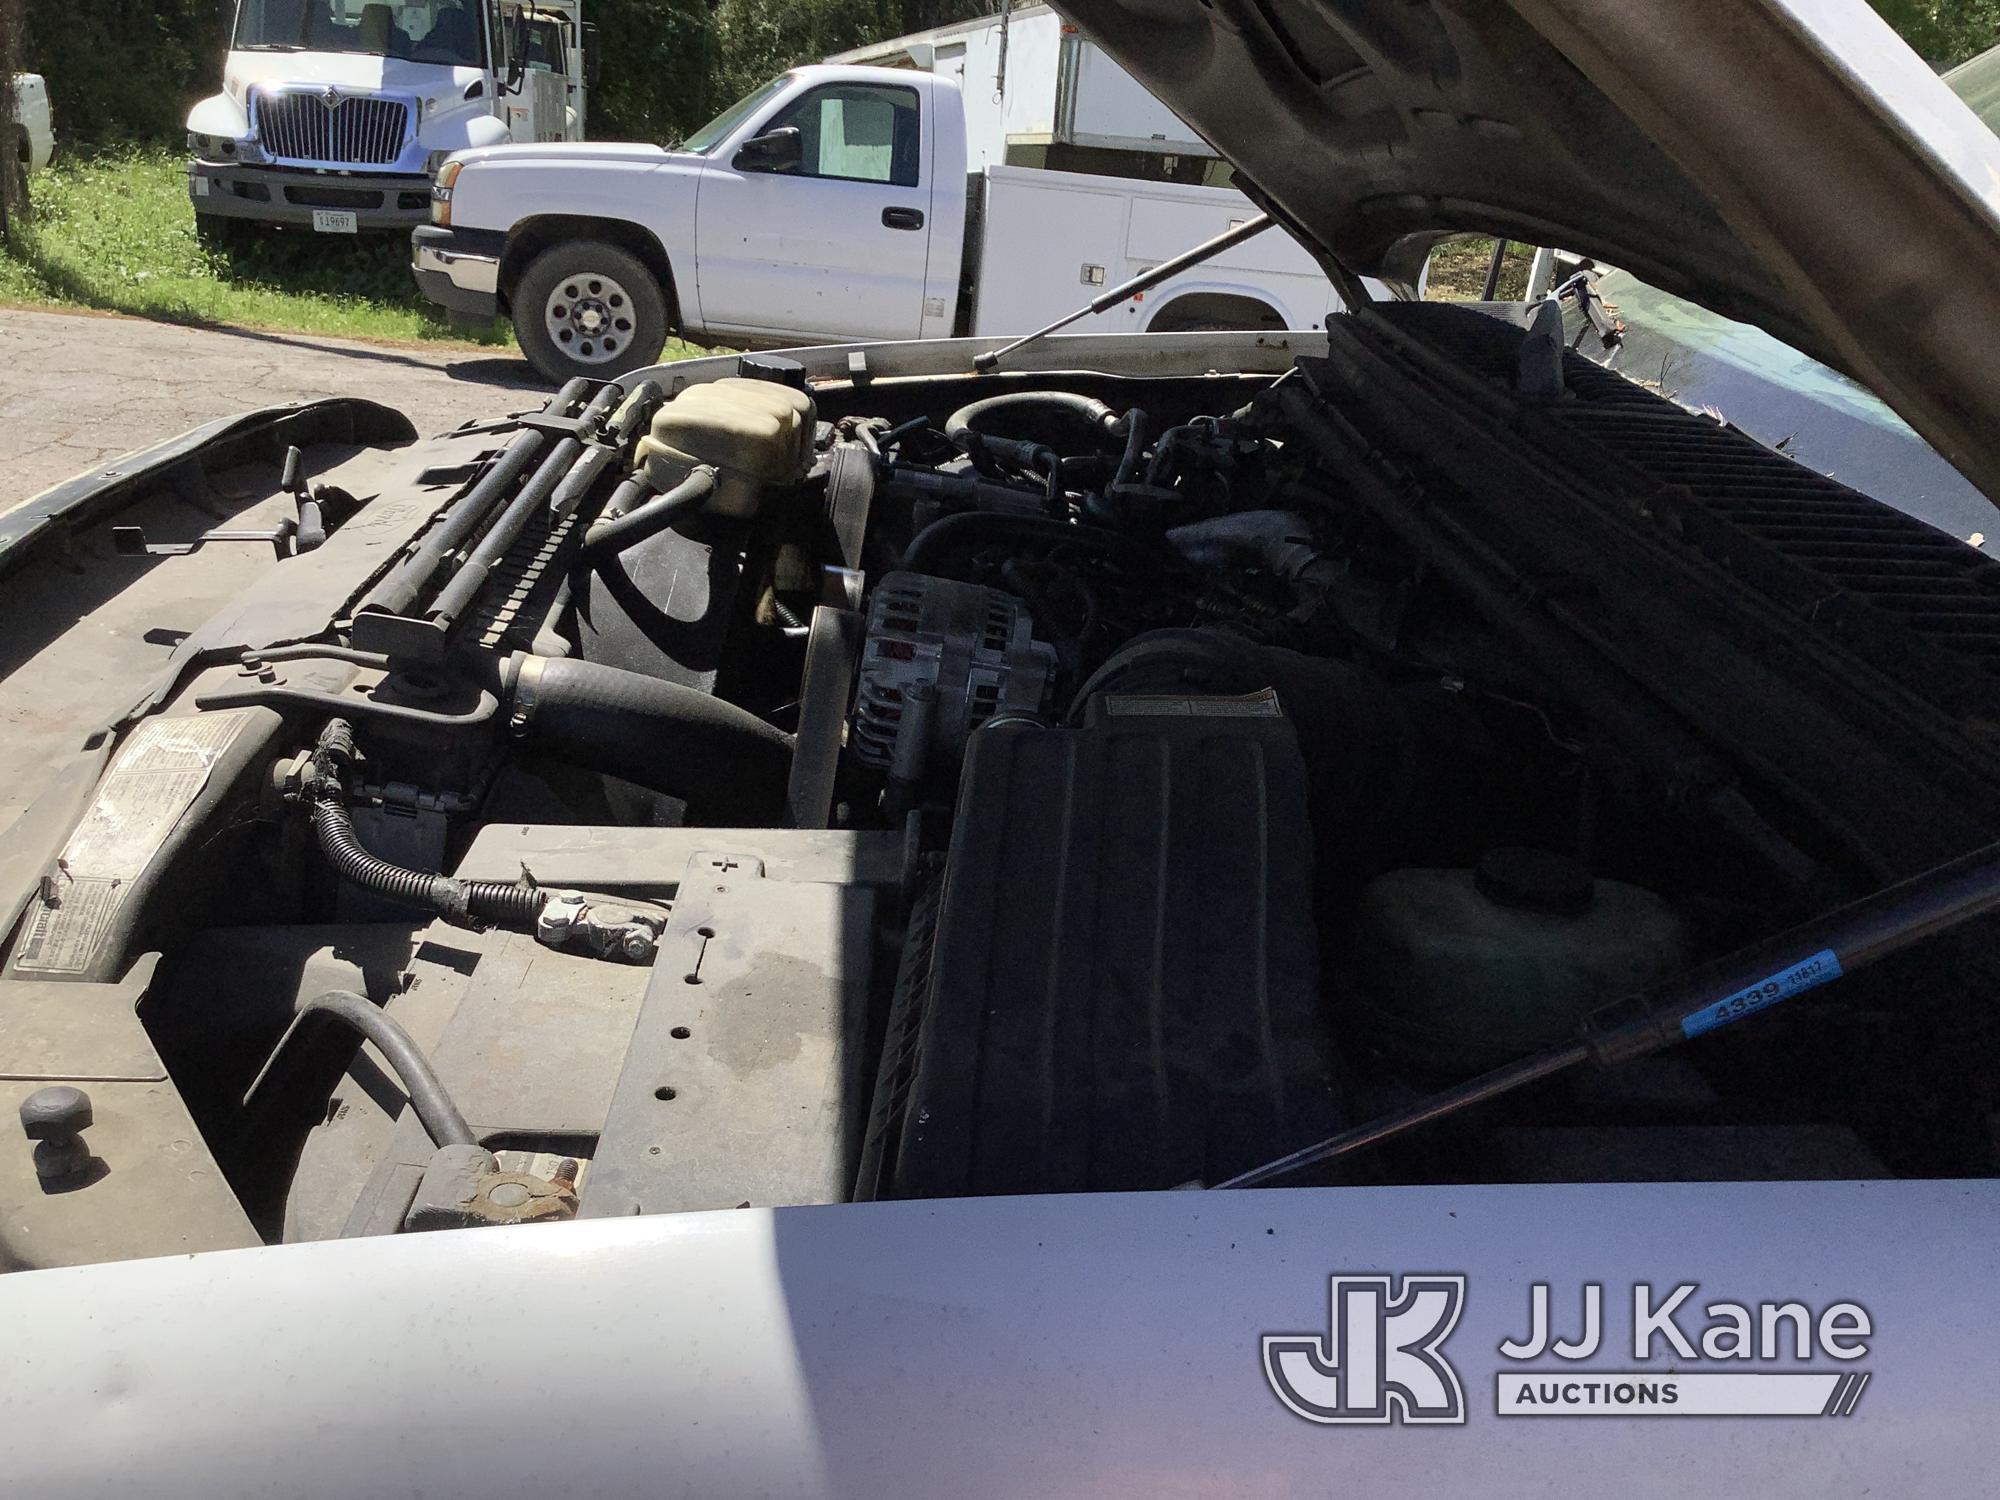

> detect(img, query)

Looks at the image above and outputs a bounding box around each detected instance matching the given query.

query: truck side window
[764,84,921,188]
[526,19,563,71]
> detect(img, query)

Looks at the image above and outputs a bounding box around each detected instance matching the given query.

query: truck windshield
[679,75,792,153]
[233,0,485,67]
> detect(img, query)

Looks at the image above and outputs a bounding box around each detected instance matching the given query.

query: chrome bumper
[414,239,500,296]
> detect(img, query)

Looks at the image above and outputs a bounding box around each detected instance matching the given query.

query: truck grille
[254,90,408,167]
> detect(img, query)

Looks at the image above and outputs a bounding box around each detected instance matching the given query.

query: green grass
[1423,235,1538,302]
[0,145,513,346]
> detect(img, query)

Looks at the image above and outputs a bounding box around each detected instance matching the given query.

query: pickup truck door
[694,80,933,341]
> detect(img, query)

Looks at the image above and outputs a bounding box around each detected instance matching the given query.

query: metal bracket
[113,445,332,558]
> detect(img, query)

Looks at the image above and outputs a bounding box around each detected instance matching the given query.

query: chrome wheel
[543,271,637,365]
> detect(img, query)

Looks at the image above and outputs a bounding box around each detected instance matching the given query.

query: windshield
[233,0,485,67]
[679,74,792,153]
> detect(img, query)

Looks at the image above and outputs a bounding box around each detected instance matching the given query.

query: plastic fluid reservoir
[1346,847,1695,1076]
[636,377,816,518]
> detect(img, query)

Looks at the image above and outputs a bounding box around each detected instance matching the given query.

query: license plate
[312,210,358,235]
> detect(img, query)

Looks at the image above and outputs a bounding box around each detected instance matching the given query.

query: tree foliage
[1871,0,2000,65]
[25,0,226,144]
[10,0,1996,148]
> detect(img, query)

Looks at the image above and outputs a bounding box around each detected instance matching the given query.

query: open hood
[1057,0,2000,509]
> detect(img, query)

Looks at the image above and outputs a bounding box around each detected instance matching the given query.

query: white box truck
[828,1,1225,175]
[415,61,1343,381]
[186,0,597,237]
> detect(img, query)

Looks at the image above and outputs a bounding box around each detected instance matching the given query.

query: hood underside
[1057,0,2000,511]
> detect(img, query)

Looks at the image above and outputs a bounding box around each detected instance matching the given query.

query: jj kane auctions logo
[1264,1276,1873,1423]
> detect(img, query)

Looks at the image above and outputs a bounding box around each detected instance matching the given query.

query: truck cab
[186,0,595,237]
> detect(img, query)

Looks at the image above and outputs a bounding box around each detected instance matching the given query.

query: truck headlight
[425,149,453,178]
[187,132,238,160]
[431,159,462,226]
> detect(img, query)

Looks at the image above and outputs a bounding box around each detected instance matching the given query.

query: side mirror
[504,12,529,92]
[733,127,803,174]
[581,22,602,87]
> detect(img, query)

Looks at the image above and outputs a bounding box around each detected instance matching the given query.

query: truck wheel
[514,242,668,385]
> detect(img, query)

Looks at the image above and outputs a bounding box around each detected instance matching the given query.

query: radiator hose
[308,719,544,928]
[504,655,795,826]
[945,391,1130,474]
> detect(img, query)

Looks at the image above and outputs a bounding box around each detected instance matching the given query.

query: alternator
[851,571,1056,768]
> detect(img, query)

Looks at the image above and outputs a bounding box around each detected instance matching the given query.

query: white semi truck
[186,0,596,237]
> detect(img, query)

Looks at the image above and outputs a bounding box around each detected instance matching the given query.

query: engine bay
[8,303,2000,1262]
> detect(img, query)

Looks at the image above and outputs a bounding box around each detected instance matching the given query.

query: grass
[1422,235,1538,302]
[0,145,512,345]
[0,145,519,345]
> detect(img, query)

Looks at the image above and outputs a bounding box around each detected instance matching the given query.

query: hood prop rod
[973,213,1274,374]
[1214,835,2000,1189]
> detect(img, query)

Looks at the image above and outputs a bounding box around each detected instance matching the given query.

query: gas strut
[973,213,1274,373]
[1215,836,2000,1189]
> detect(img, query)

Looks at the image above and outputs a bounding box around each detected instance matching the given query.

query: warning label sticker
[13,712,251,974]
[11,877,124,975]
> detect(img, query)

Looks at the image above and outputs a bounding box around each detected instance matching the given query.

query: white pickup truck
[414,63,1339,381]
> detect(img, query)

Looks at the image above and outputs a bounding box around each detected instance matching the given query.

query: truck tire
[514,241,669,385]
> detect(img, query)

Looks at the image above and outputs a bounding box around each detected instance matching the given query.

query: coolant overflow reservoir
[1346,847,1694,1077]
[636,377,816,518]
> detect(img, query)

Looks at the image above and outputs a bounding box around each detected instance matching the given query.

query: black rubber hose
[290,990,475,1148]
[582,466,718,556]
[507,656,795,826]
[945,391,1128,472]
[946,390,1123,446]
[896,511,1171,577]
[1111,407,1149,491]
[310,719,542,927]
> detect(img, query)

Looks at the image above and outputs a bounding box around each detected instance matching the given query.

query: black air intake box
[868,692,1337,1196]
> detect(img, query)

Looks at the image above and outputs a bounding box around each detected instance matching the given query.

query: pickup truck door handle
[882,207,925,231]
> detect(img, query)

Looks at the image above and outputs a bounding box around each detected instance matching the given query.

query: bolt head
[20,1085,91,1141]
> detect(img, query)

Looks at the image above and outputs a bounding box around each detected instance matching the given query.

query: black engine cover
[872,692,1338,1196]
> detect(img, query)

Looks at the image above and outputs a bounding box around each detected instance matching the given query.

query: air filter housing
[860,691,1339,1197]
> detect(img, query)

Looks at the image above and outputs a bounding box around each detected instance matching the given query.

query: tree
[0,0,20,233]
[1869,0,2000,66]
